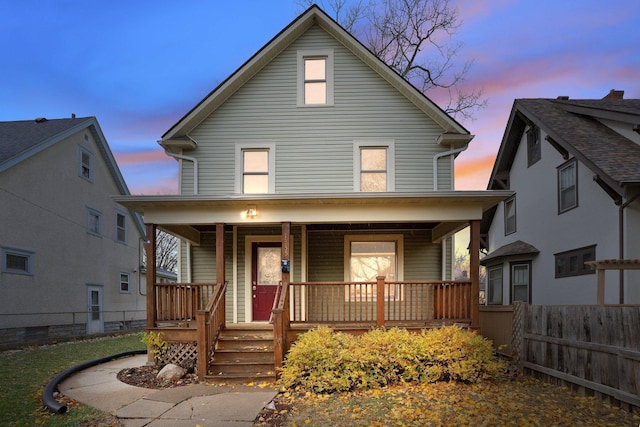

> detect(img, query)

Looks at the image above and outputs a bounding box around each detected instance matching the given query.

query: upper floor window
[354,141,395,192]
[558,159,577,213]
[79,146,93,181]
[236,143,276,194]
[297,49,333,106]
[526,126,541,167]
[555,245,596,278]
[87,208,102,236]
[1,247,34,275]
[504,196,516,235]
[115,210,127,244]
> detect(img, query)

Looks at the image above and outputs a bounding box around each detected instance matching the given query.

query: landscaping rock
[157,363,187,381]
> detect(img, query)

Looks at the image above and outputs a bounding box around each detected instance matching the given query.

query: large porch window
[344,235,403,301]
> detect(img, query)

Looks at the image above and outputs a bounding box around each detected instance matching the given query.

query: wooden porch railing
[272,277,472,377]
[154,283,217,325]
[196,282,227,380]
[287,277,472,325]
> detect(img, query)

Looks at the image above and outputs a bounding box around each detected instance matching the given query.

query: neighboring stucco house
[116,6,509,379]
[0,116,146,347]
[481,90,640,306]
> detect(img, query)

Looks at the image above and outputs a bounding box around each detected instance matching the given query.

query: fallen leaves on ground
[279,376,640,427]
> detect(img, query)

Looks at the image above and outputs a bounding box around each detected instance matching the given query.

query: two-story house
[0,116,146,347]
[116,5,509,380]
[481,90,640,306]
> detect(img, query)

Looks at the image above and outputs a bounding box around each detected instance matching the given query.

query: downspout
[159,136,199,195]
[433,144,469,191]
[434,142,469,279]
[619,192,640,303]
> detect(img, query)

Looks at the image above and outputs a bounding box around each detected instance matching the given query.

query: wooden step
[207,326,276,383]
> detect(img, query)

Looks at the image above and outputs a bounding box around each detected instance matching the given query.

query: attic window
[79,146,93,181]
[297,49,333,106]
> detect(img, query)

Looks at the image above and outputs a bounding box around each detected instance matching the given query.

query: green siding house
[116,5,509,380]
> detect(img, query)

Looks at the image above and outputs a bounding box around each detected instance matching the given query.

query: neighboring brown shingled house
[481,90,640,306]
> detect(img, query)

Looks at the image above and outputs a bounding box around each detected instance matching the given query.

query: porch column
[469,220,480,329]
[216,223,225,285]
[216,223,226,329]
[274,222,291,374]
[145,223,157,366]
[145,223,157,330]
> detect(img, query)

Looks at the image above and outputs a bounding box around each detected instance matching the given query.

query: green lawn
[0,333,145,426]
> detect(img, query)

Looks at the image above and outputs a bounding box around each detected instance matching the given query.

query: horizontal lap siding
[187,25,450,195]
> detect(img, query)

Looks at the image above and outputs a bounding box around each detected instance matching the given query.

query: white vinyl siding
[185,26,450,195]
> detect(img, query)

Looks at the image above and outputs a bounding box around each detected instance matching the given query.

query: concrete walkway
[58,354,279,427]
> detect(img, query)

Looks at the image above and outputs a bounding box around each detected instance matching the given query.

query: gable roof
[480,240,539,265]
[481,95,640,242]
[0,116,145,237]
[160,5,470,151]
[488,97,640,194]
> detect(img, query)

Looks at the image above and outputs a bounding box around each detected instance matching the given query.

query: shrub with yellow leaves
[280,325,506,393]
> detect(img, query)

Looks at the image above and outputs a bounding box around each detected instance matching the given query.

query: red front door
[252,242,282,321]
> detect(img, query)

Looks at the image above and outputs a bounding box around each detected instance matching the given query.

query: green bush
[280,325,506,393]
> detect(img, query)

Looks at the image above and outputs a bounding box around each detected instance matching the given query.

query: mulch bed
[116,365,199,389]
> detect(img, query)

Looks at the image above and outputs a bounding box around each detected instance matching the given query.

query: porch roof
[115,191,511,244]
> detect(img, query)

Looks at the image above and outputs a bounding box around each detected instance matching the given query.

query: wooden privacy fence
[513,302,640,410]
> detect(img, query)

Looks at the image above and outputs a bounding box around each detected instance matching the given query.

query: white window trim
[297,49,334,107]
[115,209,128,244]
[510,262,530,303]
[119,272,131,293]
[343,234,404,281]
[78,145,94,182]
[235,142,276,194]
[1,246,34,275]
[353,140,395,192]
[87,207,103,237]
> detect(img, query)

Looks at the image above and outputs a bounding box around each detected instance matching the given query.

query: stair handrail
[196,281,228,381]
[271,280,290,379]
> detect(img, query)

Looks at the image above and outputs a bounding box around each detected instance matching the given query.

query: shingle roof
[480,240,539,265]
[0,117,92,167]
[517,98,640,185]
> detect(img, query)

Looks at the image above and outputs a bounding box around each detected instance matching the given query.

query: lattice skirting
[511,302,524,367]
[159,342,198,370]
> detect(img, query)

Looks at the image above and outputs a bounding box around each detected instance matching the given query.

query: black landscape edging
[42,349,147,414]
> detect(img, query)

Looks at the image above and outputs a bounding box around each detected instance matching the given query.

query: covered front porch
[118,192,508,380]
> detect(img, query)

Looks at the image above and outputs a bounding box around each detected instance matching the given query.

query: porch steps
[206,325,276,383]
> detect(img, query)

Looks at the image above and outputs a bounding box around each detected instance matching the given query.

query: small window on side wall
[504,196,516,235]
[87,208,102,236]
[555,245,596,278]
[511,262,530,303]
[558,159,577,213]
[79,146,93,181]
[115,211,127,244]
[487,266,503,305]
[2,247,34,275]
[120,272,130,293]
[354,141,395,192]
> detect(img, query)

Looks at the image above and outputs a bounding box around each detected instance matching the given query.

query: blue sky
[2,0,638,193]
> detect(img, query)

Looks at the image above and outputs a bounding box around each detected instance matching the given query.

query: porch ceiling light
[241,205,257,219]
